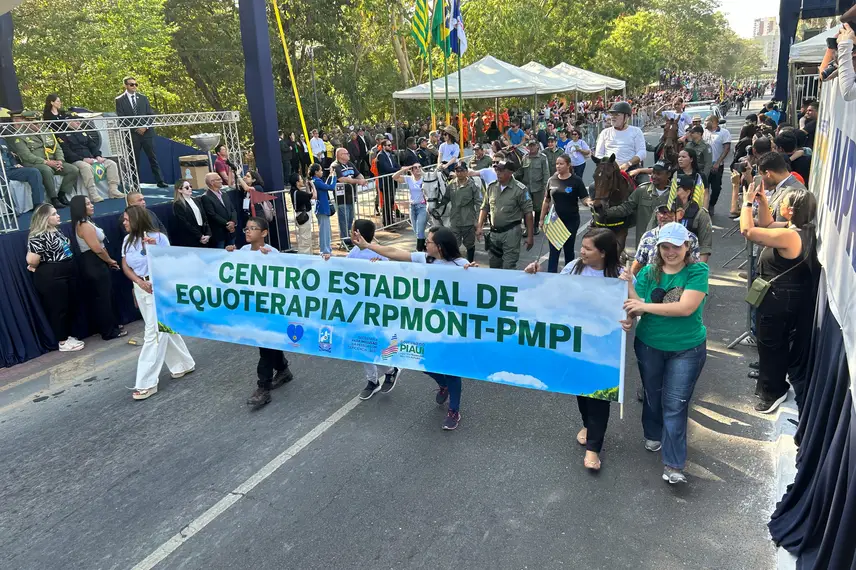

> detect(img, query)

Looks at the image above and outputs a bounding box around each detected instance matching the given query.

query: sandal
[132,386,158,400]
[576,428,587,446]
[584,451,601,471]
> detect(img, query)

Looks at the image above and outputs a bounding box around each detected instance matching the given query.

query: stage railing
[0,111,242,234]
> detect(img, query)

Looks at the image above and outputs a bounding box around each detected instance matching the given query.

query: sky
[719,0,781,38]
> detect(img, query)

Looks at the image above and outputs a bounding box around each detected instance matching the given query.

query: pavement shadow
[690,398,770,442]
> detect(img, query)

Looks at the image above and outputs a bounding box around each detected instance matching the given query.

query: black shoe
[436,386,449,405]
[749,361,759,370]
[708,206,715,217]
[381,368,401,394]
[57,192,70,206]
[443,410,460,430]
[247,388,271,408]
[157,182,169,188]
[359,380,381,400]
[748,370,759,379]
[755,393,787,414]
[270,367,294,389]
[51,198,67,209]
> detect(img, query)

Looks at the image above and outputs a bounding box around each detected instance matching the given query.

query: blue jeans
[573,163,586,179]
[634,337,706,470]
[410,202,428,239]
[427,372,461,411]
[316,214,332,254]
[8,166,46,205]
[336,203,354,239]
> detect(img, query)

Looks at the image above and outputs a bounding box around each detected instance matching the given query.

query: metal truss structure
[0,111,242,233]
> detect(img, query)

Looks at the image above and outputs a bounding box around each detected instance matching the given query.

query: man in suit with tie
[376,138,400,226]
[115,76,167,188]
[400,137,420,167]
[201,172,238,248]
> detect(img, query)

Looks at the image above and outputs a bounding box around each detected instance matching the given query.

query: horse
[657,117,682,167]
[422,167,450,227]
[590,154,635,254]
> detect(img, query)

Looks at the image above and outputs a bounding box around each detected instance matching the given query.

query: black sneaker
[436,386,449,405]
[755,393,787,414]
[443,410,460,430]
[380,368,401,394]
[749,361,759,370]
[270,367,294,389]
[247,388,271,408]
[57,192,70,205]
[359,381,381,400]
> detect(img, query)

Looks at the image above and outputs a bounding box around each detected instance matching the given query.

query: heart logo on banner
[287,324,304,342]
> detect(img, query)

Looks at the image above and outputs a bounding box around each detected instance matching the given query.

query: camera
[733,161,748,174]
[822,61,839,81]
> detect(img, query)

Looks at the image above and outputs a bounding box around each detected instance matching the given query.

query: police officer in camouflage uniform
[470,143,492,170]
[543,135,564,177]
[447,162,482,262]
[515,139,549,235]
[476,160,534,269]
[8,111,78,209]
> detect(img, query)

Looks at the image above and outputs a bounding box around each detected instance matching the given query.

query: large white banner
[811,80,856,398]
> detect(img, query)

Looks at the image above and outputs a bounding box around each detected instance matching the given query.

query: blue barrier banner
[148,247,627,401]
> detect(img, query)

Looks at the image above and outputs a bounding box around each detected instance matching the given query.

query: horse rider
[543,135,564,176]
[447,162,482,263]
[655,96,692,139]
[594,101,647,174]
[515,139,549,235]
[476,160,534,269]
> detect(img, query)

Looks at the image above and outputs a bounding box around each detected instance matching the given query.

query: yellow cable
[270,0,315,165]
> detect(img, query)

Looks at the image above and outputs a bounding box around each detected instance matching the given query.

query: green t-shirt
[634,262,709,351]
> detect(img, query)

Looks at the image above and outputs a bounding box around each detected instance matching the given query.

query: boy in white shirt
[227,217,294,408]
[342,219,403,400]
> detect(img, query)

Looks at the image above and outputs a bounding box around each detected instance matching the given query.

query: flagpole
[457,52,462,139]
[428,45,436,132]
[444,54,450,125]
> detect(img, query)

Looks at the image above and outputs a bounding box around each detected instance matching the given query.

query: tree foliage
[11,0,763,142]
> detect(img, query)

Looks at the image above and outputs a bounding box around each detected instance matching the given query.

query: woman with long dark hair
[351,225,474,430]
[525,228,623,471]
[740,186,818,413]
[121,205,195,400]
[42,94,67,129]
[25,203,84,352]
[667,148,704,211]
[623,222,709,485]
[171,179,211,247]
[309,162,334,255]
[539,154,592,273]
[70,195,126,340]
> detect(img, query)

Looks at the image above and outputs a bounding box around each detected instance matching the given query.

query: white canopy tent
[551,62,625,93]
[0,0,22,15]
[789,28,838,64]
[393,55,574,100]
[520,61,580,92]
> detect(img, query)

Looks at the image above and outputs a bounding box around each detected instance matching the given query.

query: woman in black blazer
[171,179,211,247]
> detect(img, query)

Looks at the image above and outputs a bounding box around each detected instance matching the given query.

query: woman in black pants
[25,204,85,352]
[70,196,127,340]
[740,185,818,414]
[539,154,592,273]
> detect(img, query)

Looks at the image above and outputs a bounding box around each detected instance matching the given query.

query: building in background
[753,17,780,72]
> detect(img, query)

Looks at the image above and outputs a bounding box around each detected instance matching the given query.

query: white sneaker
[739,336,757,347]
[59,338,85,352]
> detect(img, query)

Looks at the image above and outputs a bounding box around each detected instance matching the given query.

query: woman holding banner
[350,225,473,430]
[121,205,196,400]
[622,222,708,485]
[525,228,623,471]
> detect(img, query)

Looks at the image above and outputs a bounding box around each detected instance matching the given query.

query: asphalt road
[0,103,781,570]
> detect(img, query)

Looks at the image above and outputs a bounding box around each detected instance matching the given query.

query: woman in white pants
[121,205,195,400]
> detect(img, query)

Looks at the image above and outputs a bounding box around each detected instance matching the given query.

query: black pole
[0,13,23,111]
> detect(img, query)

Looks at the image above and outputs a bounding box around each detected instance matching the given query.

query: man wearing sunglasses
[115,76,167,188]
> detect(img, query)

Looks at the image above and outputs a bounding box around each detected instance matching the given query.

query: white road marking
[130,395,363,570]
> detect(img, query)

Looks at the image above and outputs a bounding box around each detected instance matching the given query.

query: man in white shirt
[309,129,326,163]
[594,101,647,172]
[656,97,692,138]
[703,114,732,216]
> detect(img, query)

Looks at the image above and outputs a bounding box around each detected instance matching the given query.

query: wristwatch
[743,202,754,208]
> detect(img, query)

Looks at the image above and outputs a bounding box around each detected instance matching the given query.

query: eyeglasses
[181,185,192,190]
[244,226,262,233]
[127,83,137,87]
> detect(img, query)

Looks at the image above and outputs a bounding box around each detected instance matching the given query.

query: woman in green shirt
[623,222,708,484]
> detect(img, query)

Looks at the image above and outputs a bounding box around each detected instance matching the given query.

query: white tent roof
[789,28,838,64]
[393,55,566,100]
[551,62,625,92]
[520,61,579,92]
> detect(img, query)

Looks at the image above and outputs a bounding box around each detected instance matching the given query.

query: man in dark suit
[400,137,420,167]
[356,127,372,175]
[376,138,400,226]
[115,76,167,188]
[201,172,238,248]
[279,130,293,185]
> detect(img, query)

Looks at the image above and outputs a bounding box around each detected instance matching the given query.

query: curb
[772,395,799,570]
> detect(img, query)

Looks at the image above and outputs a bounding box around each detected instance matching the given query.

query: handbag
[745,248,807,308]
[296,211,309,225]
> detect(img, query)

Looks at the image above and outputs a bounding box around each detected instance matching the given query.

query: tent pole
[495,98,498,125]
[393,98,398,149]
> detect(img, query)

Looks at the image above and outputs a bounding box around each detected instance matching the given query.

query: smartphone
[753,174,763,190]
